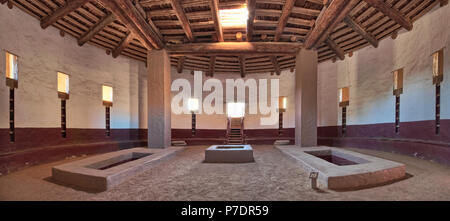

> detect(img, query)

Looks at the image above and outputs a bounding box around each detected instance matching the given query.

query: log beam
[271,56,281,75]
[177,56,186,73]
[363,0,412,31]
[78,13,116,46]
[325,37,344,60]
[112,31,134,58]
[210,0,223,42]
[167,42,302,56]
[246,0,256,41]
[239,55,245,78]
[343,15,378,48]
[304,0,358,49]
[274,0,302,41]
[98,0,163,50]
[209,55,216,76]
[169,0,195,42]
[41,0,89,29]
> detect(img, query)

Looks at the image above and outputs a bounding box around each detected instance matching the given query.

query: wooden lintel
[364,0,412,31]
[304,0,358,49]
[246,0,256,42]
[98,0,163,50]
[177,56,186,73]
[78,13,116,46]
[274,0,301,41]
[170,0,195,42]
[41,0,89,29]
[210,0,223,42]
[343,16,378,48]
[325,37,344,60]
[112,31,134,58]
[271,56,281,75]
[239,56,245,78]
[167,42,302,56]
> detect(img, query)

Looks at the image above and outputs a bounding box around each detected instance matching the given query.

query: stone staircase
[226,117,245,144]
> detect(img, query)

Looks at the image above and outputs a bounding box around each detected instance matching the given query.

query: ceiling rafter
[343,15,378,48]
[210,0,223,42]
[246,0,256,42]
[305,0,359,49]
[98,0,163,50]
[271,56,281,75]
[274,0,302,42]
[40,0,90,29]
[169,0,195,42]
[239,55,246,78]
[112,31,134,58]
[167,42,302,56]
[363,0,413,31]
[325,36,344,60]
[177,56,186,73]
[78,13,116,46]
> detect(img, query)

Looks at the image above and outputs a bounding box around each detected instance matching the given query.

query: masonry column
[295,49,318,147]
[147,49,171,148]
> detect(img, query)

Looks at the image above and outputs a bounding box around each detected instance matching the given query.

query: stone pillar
[295,49,318,147]
[147,49,171,148]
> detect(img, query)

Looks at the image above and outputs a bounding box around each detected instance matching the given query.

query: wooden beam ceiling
[210,0,223,42]
[177,56,186,73]
[239,55,245,78]
[246,0,256,42]
[169,0,195,42]
[40,0,89,29]
[112,31,134,58]
[274,0,301,41]
[209,55,216,76]
[78,13,116,46]
[98,0,163,50]
[343,15,378,48]
[167,42,302,56]
[271,56,281,75]
[304,0,358,49]
[363,0,413,31]
[325,36,344,60]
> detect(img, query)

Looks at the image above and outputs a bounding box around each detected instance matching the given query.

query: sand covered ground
[0,145,449,201]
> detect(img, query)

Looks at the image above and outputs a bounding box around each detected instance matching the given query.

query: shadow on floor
[43,176,104,194]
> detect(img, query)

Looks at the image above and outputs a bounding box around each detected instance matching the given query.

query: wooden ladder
[226,117,245,144]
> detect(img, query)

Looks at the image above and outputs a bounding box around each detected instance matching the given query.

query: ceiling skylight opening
[219,5,249,28]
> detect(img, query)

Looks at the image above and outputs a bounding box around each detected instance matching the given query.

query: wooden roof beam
[98,0,163,50]
[78,13,116,46]
[112,31,134,58]
[167,42,302,56]
[271,56,281,75]
[343,15,378,48]
[239,55,246,78]
[363,0,412,31]
[304,0,358,49]
[210,0,224,42]
[274,0,302,41]
[246,0,256,42]
[325,37,344,60]
[169,0,195,42]
[209,55,216,76]
[41,0,89,29]
[177,56,186,73]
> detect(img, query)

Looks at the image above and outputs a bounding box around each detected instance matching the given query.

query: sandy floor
[0,145,449,201]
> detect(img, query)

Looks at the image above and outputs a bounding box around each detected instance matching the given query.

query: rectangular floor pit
[87,152,152,170]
